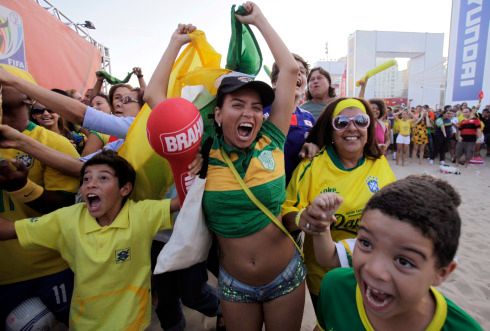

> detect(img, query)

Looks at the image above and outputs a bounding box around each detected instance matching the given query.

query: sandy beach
[148,155,490,330]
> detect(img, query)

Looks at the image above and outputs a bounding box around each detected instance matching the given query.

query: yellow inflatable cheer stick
[356,59,397,86]
[263,65,272,78]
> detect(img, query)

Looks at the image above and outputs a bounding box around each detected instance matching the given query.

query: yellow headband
[333,99,367,117]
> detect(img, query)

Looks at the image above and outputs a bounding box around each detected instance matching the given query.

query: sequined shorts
[218,250,306,303]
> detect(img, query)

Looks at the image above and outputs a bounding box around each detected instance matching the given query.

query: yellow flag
[119,31,230,201]
[167,30,229,98]
[118,103,173,201]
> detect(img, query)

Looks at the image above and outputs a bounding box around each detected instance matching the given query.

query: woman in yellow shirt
[394,110,414,166]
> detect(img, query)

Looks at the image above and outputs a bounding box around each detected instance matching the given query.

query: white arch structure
[347,30,444,107]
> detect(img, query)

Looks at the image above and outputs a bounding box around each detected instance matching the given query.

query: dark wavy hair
[368,98,387,118]
[306,67,336,100]
[89,93,110,106]
[364,174,461,268]
[306,97,382,159]
[270,53,309,85]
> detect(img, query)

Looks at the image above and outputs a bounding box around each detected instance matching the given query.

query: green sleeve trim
[298,161,312,183]
[25,121,37,131]
[89,130,105,144]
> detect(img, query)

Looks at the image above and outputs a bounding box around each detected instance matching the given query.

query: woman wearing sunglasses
[30,105,59,132]
[282,97,396,311]
[29,103,85,152]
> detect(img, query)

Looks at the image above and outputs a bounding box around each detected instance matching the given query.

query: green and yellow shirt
[203,120,286,238]
[317,268,483,331]
[283,146,395,295]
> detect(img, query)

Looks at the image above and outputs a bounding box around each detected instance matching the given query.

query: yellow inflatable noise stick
[263,65,272,78]
[356,59,397,86]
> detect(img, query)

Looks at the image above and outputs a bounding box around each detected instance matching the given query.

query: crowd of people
[358,79,489,168]
[0,2,485,331]
[379,103,488,168]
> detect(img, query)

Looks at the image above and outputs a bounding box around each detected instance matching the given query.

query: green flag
[96,70,133,85]
[226,5,262,76]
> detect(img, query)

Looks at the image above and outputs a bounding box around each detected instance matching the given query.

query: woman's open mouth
[237,123,253,138]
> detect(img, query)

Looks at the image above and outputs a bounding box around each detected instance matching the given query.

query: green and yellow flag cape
[117,5,263,200]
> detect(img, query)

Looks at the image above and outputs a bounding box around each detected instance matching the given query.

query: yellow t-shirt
[458,113,465,123]
[0,122,80,284]
[396,119,411,136]
[392,118,400,134]
[282,147,396,295]
[15,199,172,331]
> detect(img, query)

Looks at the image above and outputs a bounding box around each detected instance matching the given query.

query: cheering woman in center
[201,3,321,330]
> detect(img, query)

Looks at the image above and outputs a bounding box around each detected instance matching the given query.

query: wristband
[295,208,306,227]
[9,179,44,203]
[137,75,143,78]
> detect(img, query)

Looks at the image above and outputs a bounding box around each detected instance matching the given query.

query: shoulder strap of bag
[199,137,214,179]
[220,148,303,257]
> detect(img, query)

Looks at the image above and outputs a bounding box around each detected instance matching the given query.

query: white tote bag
[153,177,212,274]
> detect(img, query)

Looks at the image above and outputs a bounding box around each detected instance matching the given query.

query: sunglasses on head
[121,95,138,104]
[332,114,370,130]
[31,107,54,115]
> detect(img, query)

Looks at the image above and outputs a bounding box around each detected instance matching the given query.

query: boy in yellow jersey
[0,86,80,326]
[312,175,482,330]
[0,150,180,330]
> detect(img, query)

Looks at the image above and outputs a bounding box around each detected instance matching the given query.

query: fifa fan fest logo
[0,5,27,69]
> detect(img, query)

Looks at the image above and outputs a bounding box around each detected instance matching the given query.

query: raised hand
[312,193,343,218]
[132,67,143,77]
[171,24,196,46]
[235,2,265,26]
[299,193,343,234]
